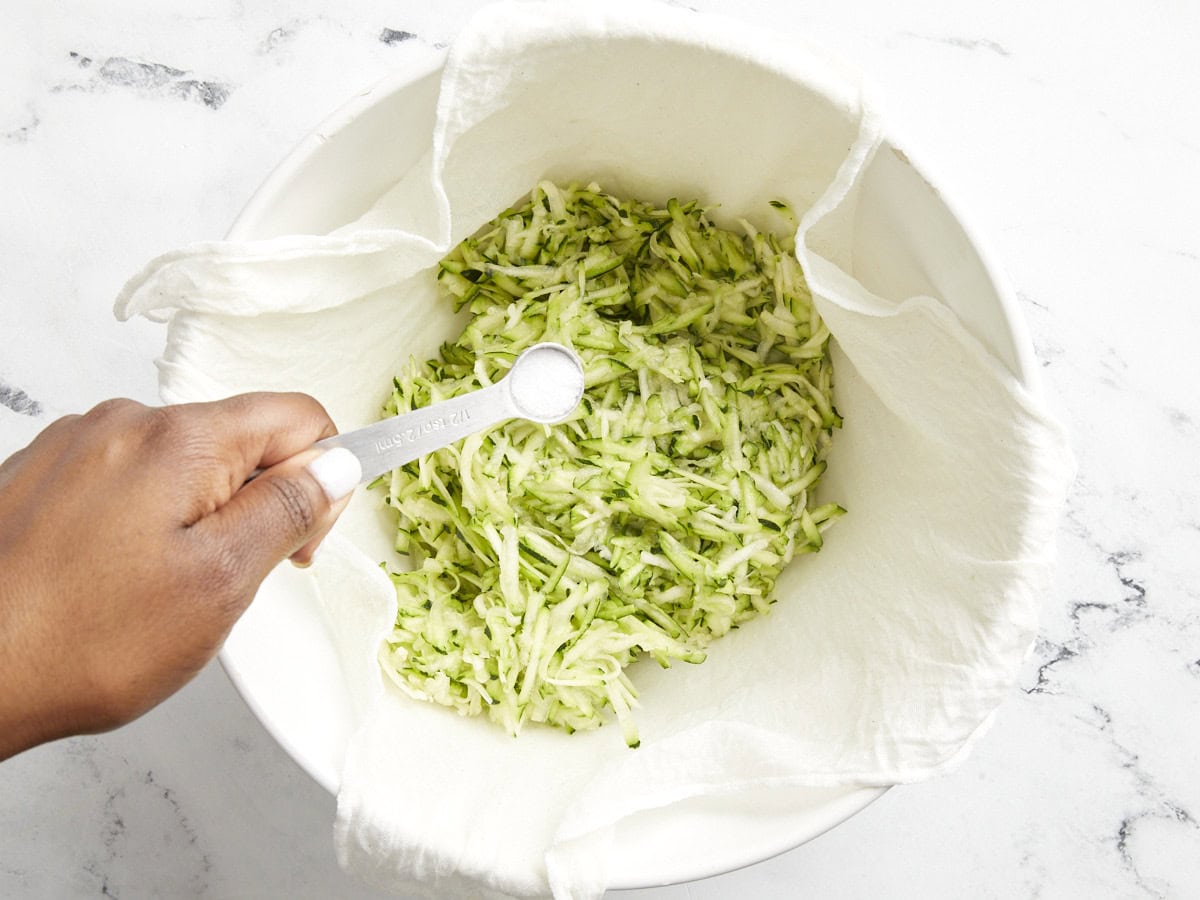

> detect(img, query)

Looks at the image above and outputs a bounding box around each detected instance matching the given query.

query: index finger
[185,391,339,478]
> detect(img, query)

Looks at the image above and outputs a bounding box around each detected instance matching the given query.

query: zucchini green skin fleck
[377,181,843,747]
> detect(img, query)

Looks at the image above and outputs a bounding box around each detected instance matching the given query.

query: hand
[0,393,361,761]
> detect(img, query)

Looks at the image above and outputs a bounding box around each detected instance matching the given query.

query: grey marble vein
[0,864,29,893]
[1165,406,1194,433]
[260,25,295,54]
[1023,638,1078,695]
[2,109,39,144]
[379,27,417,45]
[1096,709,1199,898]
[902,31,1012,57]
[1019,292,1067,368]
[60,51,232,110]
[90,767,211,897]
[0,382,43,417]
[1106,551,1148,607]
[1022,499,1162,697]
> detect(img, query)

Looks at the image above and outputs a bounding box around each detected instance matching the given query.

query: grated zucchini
[376,181,842,747]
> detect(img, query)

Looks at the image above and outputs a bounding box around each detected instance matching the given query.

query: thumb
[199,446,362,589]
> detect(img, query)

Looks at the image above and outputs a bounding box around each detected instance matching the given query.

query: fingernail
[290,542,322,569]
[306,447,361,501]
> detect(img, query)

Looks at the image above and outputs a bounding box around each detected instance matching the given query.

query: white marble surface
[2,1,1198,897]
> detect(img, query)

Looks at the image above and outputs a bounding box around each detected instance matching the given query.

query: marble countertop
[3,1,1197,897]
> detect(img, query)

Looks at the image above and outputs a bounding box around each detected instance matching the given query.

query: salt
[507,344,584,422]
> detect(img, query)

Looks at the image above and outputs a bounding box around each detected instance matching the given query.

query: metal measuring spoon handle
[314,342,584,485]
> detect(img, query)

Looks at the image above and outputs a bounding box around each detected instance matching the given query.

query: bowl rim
[217,50,1040,891]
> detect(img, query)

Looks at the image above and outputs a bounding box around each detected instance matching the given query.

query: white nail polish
[306,447,361,501]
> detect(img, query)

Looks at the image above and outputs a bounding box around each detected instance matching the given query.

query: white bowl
[219,53,1038,890]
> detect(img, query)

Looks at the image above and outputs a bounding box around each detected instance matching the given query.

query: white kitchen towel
[116,2,1074,898]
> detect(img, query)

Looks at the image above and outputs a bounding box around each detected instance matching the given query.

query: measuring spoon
[314,342,584,485]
